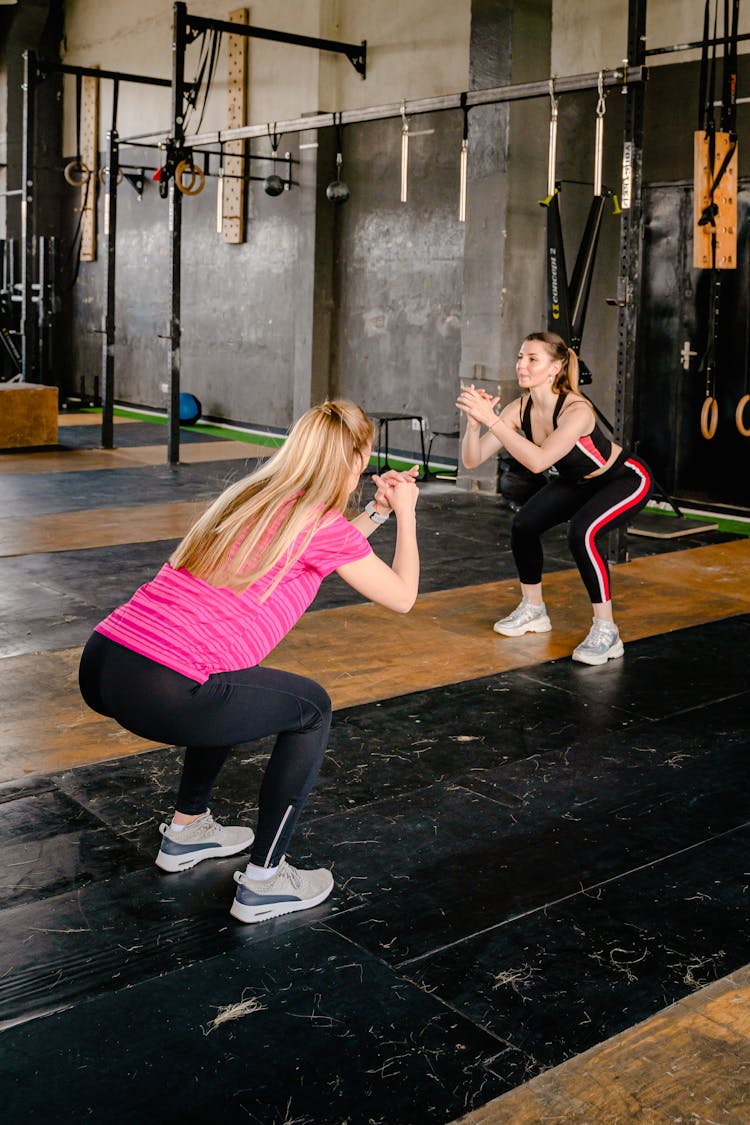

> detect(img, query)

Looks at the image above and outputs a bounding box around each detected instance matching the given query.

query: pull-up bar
[646,30,750,58]
[183,11,367,79]
[34,60,173,88]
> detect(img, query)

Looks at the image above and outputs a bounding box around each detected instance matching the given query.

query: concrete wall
[55,0,472,441]
[552,0,750,75]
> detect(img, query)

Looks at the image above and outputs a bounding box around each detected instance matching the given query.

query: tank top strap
[552,391,568,429]
[520,395,533,439]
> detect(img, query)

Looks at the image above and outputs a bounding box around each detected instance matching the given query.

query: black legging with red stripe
[510,453,652,604]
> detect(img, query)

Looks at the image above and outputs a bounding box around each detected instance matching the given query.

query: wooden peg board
[80,72,99,262]
[693,130,738,270]
[222,8,248,244]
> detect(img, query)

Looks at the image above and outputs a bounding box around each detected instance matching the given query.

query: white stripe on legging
[263,804,294,867]
[583,459,651,603]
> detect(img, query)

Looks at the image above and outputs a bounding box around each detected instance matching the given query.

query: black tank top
[520,393,613,482]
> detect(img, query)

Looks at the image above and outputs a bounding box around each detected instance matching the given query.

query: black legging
[510,455,652,604]
[79,632,331,868]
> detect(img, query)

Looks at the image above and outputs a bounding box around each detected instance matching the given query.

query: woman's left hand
[372,465,419,512]
[456,384,501,430]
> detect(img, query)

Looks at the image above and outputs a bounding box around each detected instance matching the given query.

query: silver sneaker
[572,619,624,666]
[493,597,552,637]
[230,860,334,924]
[155,809,254,872]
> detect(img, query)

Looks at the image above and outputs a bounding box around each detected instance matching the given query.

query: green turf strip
[644,503,750,538]
[79,406,457,473]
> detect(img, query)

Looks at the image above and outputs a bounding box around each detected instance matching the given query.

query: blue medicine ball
[179,392,202,425]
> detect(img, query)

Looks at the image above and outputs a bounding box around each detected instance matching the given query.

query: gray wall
[331,110,465,434]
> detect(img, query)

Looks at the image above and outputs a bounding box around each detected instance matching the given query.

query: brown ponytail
[524,332,580,394]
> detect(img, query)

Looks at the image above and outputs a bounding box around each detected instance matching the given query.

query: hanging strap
[111,79,119,135]
[75,74,83,166]
[460,91,469,143]
[721,0,740,136]
[698,0,719,135]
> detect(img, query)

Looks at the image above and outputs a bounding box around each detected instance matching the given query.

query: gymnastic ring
[98,165,124,186]
[63,159,90,187]
[736,394,750,437]
[700,396,718,440]
[175,159,205,196]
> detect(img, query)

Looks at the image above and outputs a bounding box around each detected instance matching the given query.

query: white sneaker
[572,619,624,665]
[155,809,254,872]
[493,597,552,637]
[230,859,334,924]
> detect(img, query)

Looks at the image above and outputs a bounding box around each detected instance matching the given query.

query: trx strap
[569,73,608,353]
[540,76,617,386]
[541,80,572,343]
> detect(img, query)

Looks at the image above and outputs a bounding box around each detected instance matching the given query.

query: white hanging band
[400,100,409,203]
[216,141,224,233]
[594,70,606,198]
[547,78,559,199]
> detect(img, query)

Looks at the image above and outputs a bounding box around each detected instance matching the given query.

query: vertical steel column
[167,1,187,465]
[20,50,36,381]
[101,129,119,449]
[613,0,647,562]
[37,234,47,381]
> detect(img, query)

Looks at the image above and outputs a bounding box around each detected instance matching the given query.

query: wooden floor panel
[0,439,267,476]
[454,966,750,1123]
[57,414,140,426]
[1,538,748,782]
[0,500,209,556]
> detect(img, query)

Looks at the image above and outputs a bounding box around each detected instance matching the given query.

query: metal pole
[101,129,119,449]
[613,0,647,563]
[173,66,645,151]
[167,1,187,465]
[35,61,172,88]
[37,234,46,381]
[21,50,36,381]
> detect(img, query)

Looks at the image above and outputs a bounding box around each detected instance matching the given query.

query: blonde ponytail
[169,400,374,593]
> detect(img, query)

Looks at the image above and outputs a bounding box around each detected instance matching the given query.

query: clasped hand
[372,465,419,515]
[456,383,501,429]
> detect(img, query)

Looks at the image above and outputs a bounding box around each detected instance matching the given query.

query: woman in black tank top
[457,331,652,665]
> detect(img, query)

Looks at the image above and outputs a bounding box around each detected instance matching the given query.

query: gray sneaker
[230,860,334,924]
[572,619,624,665]
[493,597,552,637]
[155,809,254,872]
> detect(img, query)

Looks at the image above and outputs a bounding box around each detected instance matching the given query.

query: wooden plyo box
[0,382,58,448]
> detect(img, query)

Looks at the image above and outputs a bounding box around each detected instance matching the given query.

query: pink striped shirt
[95,512,371,683]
